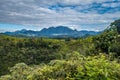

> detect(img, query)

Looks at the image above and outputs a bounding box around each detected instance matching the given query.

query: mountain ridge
[4,26,101,38]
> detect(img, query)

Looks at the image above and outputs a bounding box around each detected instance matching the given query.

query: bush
[1,53,120,80]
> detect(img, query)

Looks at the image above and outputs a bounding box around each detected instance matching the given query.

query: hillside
[0,19,120,80]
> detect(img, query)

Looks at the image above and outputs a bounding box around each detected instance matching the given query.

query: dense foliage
[0,35,69,75]
[0,19,120,79]
[0,53,120,80]
[110,19,120,33]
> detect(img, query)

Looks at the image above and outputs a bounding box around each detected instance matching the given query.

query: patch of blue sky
[76,2,120,14]
[0,23,40,32]
[49,3,77,11]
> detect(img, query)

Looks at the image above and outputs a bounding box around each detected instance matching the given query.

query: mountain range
[4,26,101,38]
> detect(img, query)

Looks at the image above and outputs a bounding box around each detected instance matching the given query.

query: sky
[0,0,120,32]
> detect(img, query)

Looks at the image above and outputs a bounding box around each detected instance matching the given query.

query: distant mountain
[5,29,38,37]
[4,26,101,38]
[40,26,76,34]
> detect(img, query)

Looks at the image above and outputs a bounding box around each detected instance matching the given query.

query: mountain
[4,26,101,38]
[5,29,38,37]
[40,26,76,34]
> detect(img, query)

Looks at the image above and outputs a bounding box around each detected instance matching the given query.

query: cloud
[35,0,118,6]
[102,2,120,8]
[0,0,120,31]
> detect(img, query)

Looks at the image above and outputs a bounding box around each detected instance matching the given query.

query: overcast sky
[0,0,120,32]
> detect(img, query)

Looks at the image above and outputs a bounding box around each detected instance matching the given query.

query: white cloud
[35,0,116,6]
[102,2,120,8]
[0,0,120,31]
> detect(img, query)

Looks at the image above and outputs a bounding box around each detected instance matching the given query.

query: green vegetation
[1,53,120,80]
[0,19,120,80]
[110,19,120,33]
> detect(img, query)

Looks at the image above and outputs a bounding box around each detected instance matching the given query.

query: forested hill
[0,19,120,80]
